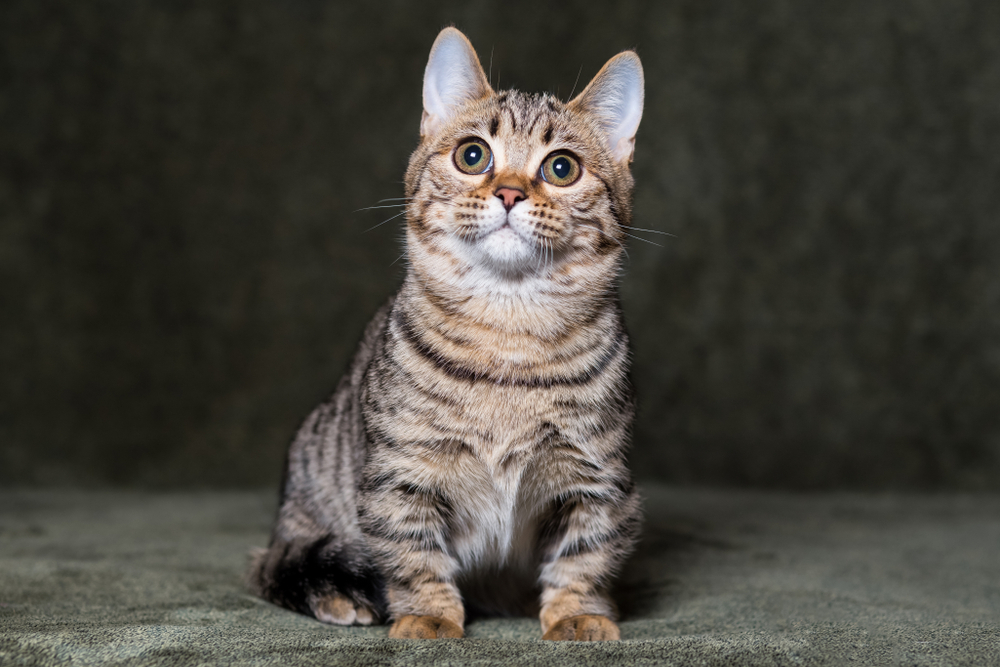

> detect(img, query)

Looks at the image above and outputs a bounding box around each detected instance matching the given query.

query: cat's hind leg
[311,591,375,626]
[247,536,387,626]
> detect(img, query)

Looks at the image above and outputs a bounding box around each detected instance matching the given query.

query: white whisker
[622,225,676,237]
[355,204,407,212]
[364,210,407,233]
[567,64,584,101]
[622,232,662,248]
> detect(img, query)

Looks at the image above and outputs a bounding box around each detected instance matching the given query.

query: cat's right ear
[421,27,492,138]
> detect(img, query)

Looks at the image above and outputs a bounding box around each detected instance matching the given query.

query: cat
[247,26,644,641]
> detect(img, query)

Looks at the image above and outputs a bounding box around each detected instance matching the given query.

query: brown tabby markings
[248,27,644,642]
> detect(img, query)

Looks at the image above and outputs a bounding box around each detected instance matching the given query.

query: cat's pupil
[553,157,570,179]
[464,145,482,165]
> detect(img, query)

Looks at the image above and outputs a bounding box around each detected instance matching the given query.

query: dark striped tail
[247,536,388,622]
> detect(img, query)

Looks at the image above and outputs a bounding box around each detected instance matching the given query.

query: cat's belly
[457,560,541,617]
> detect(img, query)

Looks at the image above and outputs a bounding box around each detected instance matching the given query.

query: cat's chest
[439,410,597,569]
[444,439,551,569]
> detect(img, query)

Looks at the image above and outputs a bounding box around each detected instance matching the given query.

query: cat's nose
[494,187,526,211]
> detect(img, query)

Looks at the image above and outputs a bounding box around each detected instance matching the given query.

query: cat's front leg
[536,486,641,641]
[359,477,465,639]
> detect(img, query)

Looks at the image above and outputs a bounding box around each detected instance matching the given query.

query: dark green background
[3,0,998,490]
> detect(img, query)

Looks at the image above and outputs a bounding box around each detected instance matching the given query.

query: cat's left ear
[568,51,644,163]
[421,27,492,137]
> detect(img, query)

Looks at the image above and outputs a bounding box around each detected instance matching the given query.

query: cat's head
[404,27,643,292]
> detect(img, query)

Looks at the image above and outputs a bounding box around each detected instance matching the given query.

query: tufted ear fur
[568,52,644,163]
[421,27,492,137]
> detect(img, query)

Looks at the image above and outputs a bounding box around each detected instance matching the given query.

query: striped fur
[248,28,644,641]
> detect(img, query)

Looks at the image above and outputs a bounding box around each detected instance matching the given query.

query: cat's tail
[245,536,388,625]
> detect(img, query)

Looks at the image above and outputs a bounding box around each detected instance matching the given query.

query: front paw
[389,615,464,639]
[542,614,620,641]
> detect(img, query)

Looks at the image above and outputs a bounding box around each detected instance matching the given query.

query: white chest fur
[448,439,546,570]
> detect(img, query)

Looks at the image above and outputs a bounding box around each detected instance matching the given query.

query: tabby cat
[248,27,644,641]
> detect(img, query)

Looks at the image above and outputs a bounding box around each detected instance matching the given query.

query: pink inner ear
[614,136,637,164]
[421,28,491,136]
[570,52,644,163]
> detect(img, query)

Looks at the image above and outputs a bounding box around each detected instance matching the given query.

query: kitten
[248,27,644,641]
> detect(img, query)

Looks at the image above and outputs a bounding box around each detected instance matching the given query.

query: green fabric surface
[1,486,998,666]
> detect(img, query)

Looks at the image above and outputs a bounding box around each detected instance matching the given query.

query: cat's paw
[542,614,620,641]
[310,593,376,626]
[388,615,464,639]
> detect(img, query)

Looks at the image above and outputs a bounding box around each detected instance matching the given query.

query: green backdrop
[3,0,998,490]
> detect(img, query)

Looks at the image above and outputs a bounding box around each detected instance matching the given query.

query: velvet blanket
[2,486,997,665]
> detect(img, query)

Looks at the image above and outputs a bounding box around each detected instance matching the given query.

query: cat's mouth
[467,217,543,273]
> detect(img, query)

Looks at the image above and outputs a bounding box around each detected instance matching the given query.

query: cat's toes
[310,593,375,626]
[389,615,464,639]
[353,604,375,625]
[542,614,620,641]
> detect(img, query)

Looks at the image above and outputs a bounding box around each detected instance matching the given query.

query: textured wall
[3,1,999,489]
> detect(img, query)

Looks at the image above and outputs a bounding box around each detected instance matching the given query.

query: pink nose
[495,187,526,211]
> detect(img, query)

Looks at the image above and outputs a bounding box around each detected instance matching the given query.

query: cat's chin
[469,227,546,278]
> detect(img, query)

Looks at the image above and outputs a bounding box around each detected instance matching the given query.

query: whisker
[613,235,630,262]
[389,251,407,267]
[355,204,407,212]
[622,225,676,237]
[622,232,663,248]
[377,197,413,202]
[567,64,584,101]
[364,210,407,233]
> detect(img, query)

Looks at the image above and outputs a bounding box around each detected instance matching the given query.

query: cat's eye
[453,139,493,175]
[540,152,582,187]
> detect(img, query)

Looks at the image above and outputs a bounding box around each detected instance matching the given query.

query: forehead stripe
[505,105,518,132]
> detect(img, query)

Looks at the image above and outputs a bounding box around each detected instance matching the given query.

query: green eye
[540,152,582,186]
[454,139,493,175]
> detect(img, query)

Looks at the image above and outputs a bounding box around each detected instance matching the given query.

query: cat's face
[403,28,643,297]
[407,92,627,277]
